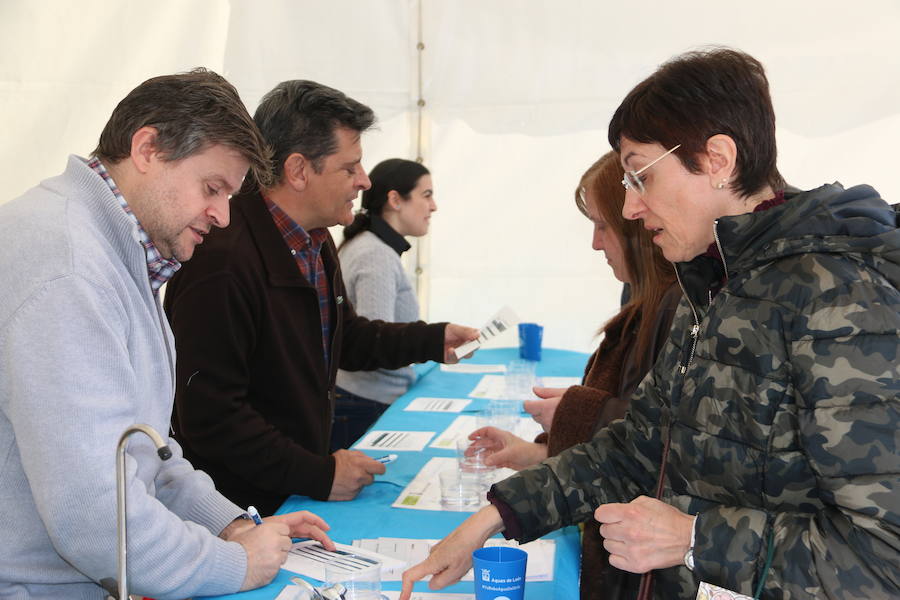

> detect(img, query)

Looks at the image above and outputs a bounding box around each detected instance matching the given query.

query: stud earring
[716,178,728,190]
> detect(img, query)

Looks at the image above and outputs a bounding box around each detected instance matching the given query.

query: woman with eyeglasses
[466,150,679,599]
[332,158,436,450]
[400,47,900,600]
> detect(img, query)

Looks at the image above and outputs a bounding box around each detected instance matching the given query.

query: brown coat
[164,191,446,515]
[538,283,681,600]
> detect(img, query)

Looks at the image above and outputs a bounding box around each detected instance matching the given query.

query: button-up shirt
[87,157,180,295]
[264,196,332,365]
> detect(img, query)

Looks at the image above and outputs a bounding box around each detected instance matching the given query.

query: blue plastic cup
[472,546,528,600]
[517,323,543,361]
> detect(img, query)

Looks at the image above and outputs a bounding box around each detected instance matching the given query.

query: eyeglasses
[621,144,681,196]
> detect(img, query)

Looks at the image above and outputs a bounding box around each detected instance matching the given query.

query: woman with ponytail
[332,158,436,450]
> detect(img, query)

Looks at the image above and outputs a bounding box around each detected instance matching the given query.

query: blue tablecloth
[202,347,588,599]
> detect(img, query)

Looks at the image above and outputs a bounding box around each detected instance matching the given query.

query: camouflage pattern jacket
[491,183,900,599]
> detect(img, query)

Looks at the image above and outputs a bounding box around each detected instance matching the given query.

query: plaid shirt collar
[263,195,330,256]
[87,157,181,295]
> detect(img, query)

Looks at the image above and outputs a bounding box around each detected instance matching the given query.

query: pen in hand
[375,454,398,464]
[247,505,264,526]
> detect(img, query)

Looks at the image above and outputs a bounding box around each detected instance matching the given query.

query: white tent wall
[2,0,899,353]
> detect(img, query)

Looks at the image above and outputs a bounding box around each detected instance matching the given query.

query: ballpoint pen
[247,505,264,525]
[374,454,398,464]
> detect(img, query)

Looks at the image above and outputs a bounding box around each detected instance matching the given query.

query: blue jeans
[331,387,389,451]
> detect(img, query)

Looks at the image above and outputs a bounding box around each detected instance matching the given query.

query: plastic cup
[456,437,494,474]
[518,323,543,361]
[323,559,382,600]
[472,546,528,600]
[487,398,519,432]
[438,469,483,511]
[505,359,537,400]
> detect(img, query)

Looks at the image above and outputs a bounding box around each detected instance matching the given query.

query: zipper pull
[690,324,700,338]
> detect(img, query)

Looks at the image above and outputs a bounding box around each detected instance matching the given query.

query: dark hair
[341,158,430,246]
[575,151,675,358]
[608,47,784,198]
[253,80,376,183]
[92,68,271,187]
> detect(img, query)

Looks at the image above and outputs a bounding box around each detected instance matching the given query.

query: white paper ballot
[429,415,480,449]
[354,430,435,451]
[391,457,514,512]
[354,536,555,583]
[440,363,506,374]
[282,541,405,582]
[429,415,544,450]
[404,397,473,413]
[540,376,582,388]
[467,375,508,399]
[453,306,520,358]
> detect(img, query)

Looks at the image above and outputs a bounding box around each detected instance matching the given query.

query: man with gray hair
[165,80,478,515]
[0,69,334,600]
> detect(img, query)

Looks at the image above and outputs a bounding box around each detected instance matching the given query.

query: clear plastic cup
[439,469,484,511]
[456,437,494,474]
[505,359,537,400]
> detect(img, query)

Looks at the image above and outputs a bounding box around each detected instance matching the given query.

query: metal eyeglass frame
[621,144,681,196]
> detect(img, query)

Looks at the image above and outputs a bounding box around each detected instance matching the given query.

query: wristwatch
[683,547,695,571]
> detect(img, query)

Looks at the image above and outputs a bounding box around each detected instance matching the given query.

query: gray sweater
[336,230,419,403]
[0,156,246,599]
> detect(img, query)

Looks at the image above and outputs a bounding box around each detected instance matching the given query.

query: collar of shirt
[86,157,181,295]
[263,195,329,255]
[369,215,411,256]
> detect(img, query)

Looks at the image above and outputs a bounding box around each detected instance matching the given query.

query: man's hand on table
[329,449,386,501]
[399,506,505,599]
[221,510,335,591]
[443,323,480,363]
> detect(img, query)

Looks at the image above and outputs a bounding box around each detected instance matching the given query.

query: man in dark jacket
[164,80,478,515]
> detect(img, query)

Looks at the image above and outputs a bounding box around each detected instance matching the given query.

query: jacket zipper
[674,267,701,374]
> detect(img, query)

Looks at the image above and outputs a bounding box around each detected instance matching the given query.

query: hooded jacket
[491,183,900,599]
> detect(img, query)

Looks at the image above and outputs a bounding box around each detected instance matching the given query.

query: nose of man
[208,198,230,229]
[357,169,372,191]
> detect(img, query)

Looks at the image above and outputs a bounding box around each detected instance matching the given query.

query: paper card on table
[453,306,520,358]
[539,376,581,388]
[404,397,473,413]
[467,375,508,399]
[391,457,462,511]
[352,537,435,580]
[354,535,554,583]
[391,457,514,512]
[696,581,754,600]
[429,415,480,449]
[440,363,506,374]
[430,415,545,450]
[383,592,475,600]
[283,541,404,582]
[354,430,435,451]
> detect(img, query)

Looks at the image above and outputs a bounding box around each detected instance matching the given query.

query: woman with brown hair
[468,149,679,599]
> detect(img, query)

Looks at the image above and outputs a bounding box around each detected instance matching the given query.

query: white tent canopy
[3,0,899,352]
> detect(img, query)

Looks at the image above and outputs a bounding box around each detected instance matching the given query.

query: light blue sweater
[0,156,247,599]
[336,230,418,403]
